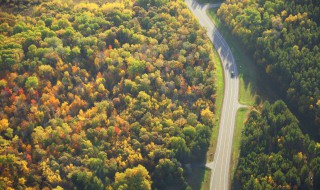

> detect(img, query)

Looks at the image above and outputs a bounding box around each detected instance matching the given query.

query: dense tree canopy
[0,0,48,11]
[217,0,320,129]
[0,0,218,189]
[236,101,320,189]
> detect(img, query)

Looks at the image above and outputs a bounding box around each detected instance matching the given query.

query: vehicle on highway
[231,70,235,77]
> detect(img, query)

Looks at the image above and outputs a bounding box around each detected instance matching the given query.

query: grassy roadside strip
[230,107,250,189]
[207,47,224,163]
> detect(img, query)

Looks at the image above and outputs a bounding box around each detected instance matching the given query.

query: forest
[0,0,218,189]
[217,0,320,130]
[216,1,320,189]
[235,101,320,189]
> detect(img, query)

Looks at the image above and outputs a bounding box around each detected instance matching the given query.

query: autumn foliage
[0,0,217,189]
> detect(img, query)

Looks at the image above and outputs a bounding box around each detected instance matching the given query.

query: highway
[184,0,240,190]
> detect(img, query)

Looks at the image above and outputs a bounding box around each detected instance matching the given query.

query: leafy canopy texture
[217,0,320,128]
[236,101,320,189]
[0,0,217,189]
[114,165,151,190]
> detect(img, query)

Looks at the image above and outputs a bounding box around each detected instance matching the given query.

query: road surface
[184,1,240,190]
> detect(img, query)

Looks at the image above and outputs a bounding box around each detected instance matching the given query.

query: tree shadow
[187,154,209,190]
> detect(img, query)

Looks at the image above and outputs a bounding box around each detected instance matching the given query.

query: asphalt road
[184,1,240,189]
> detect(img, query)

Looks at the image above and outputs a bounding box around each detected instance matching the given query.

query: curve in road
[185,1,240,190]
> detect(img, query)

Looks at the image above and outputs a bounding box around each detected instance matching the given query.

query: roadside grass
[202,169,212,190]
[230,107,250,187]
[206,47,225,163]
[188,164,209,190]
[207,7,280,189]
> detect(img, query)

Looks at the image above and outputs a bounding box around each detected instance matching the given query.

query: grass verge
[188,165,211,190]
[230,107,250,187]
[202,169,212,190]
[206,47,225,163]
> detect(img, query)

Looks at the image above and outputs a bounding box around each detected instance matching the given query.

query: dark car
[231,71,235,78]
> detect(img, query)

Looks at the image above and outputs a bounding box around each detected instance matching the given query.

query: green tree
[25,76,39,89]
[169,136,190,163]
[71,171,104,190]
[128,59,146,77]
[153,158,187,189]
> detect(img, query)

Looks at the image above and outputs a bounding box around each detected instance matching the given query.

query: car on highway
[231,70,235,78]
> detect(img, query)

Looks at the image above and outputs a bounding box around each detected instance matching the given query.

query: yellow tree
[201,108,214,126]
[114,165,151,190]
[0,118,9,132]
